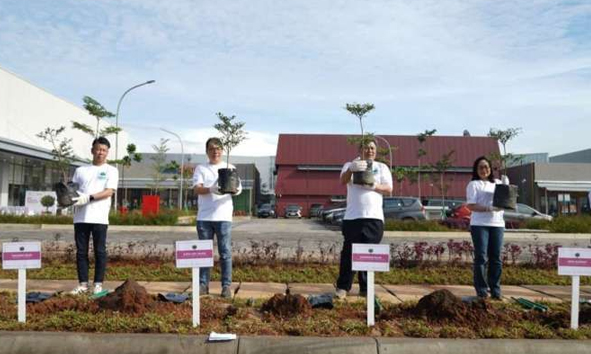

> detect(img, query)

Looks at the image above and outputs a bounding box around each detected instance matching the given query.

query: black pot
[493,184,518,210]
[54,181,80,207]
[218,168,239,194]
[352,160,375,186]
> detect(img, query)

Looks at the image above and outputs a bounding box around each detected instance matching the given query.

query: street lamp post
[161,128,184,210]
[374,135,393,197]
[113,80,155,211]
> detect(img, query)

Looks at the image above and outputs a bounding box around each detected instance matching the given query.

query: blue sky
[1,0,590,156]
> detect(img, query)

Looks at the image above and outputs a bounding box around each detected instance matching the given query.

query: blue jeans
[74,223,108,283]
[197,221,232,287]
[470,225,504,298]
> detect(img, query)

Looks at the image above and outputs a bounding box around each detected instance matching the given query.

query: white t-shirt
[466,179,505,227]
[341,160,393,221]
[72,163,119,225]
[192,162,241,222]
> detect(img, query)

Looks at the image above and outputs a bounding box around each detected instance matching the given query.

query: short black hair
[358,138,377,150]
[471,156,495,182]
[205,137,222,151]
[92,136,111,149]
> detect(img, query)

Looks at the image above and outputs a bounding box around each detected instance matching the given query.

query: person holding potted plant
[334,139,393,299]
[465,156,508,300]
[70,137,119,295]
[192,137,242,298]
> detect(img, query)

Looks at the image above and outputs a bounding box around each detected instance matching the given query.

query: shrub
[0,214,72,224]
[109,210,178,226]
[385,220,451,232]
[548,216,591,233]
[523,218,551,230]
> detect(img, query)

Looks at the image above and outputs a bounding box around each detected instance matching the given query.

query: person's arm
[340,162,353,185]
[91,188,115,201]
[465,181,494,212]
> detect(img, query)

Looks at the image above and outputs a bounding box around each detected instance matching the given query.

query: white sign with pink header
[557,247,591,330]
[175,239,214,328]
[351,243,390,327]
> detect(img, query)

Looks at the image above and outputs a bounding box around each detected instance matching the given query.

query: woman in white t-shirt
[466,156,505,299]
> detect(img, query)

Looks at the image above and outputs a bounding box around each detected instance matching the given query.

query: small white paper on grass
[208,332,237,341]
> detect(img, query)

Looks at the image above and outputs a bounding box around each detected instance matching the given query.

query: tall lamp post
[375,135,393,197]
[114,80,155,211]
[161,128,184,210]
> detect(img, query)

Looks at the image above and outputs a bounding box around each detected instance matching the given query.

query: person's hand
[209,183,222,195]
[72,193,90,206]
[349,159,368,172]
[362,183,376,191]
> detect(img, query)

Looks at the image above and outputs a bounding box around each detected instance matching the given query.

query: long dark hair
[471,156,495,182]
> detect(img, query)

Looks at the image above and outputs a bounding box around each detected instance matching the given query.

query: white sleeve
[71,168,80,184]
[106,166,119,190]
[381,163,393,188]
[466,181,478,204]
[340,162,351,177]
[192,165,204,187]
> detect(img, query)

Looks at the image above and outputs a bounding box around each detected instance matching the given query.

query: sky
[1,0,590,157]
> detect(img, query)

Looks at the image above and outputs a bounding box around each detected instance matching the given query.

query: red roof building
[274,134,500,217]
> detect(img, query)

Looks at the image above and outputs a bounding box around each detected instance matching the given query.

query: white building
[0,66,128,208]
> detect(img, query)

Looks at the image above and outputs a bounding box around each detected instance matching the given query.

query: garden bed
[0,282,590,339]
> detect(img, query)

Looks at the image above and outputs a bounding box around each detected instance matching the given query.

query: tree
[40,195,56,214]
[345,103,375,158]
[119,143,142,204]
[71,96,120,139]
[36,126,75,182]
[214,113,247,167]
[416,129,437,199]
[149,138,170,195]
[488,127,522,175]
[430,150,456,218]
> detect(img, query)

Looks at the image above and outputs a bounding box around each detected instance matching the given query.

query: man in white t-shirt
[192,137,242,298]
[70,137,119,295]
[335,140,393,299]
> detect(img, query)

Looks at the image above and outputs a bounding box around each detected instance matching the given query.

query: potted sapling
[36,126,79,207]
[214,112,247,194]
[345,103,375,186]
[489,128,521,210]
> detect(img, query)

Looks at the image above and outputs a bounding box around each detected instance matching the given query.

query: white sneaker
[93,283,103,295]
[334,288,347,299]
[70,284,89,295]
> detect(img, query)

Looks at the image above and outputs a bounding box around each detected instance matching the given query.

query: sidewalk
[1,279,589,303]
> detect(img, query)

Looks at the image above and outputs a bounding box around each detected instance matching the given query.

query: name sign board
[2,242,42,269]
[175,240,214,268]
[558,248,591,276]
[352,244,390,272]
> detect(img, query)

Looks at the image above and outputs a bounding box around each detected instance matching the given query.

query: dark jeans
[336,218,384,292]
[470,225,504,298]
[197,221,232,287]
[74,223,108,283]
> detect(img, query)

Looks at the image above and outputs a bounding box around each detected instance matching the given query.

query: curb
[0,332,590,354]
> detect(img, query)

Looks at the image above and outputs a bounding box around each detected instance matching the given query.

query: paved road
[1,219,590,260]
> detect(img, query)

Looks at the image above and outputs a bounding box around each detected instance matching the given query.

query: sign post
[352,243,390,327]
[557,247,591,330]
[175,240,213,327]
[2,242,42,323]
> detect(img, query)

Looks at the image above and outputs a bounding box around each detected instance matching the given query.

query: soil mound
[28,296,99,315]
[261,293,312,318]
[97,279,151,315]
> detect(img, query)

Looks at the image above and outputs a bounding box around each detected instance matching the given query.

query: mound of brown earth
[261,293,312,318]
[97,279,151,315]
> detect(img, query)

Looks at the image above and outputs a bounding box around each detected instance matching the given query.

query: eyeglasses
[478,165,490,170]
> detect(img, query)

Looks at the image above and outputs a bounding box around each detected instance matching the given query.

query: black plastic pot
[54,181,79,207]
[352,159,374,186]
[493,184,518,210]
[218,168,239,194]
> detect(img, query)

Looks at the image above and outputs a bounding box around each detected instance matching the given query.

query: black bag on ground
[493,184,518,210]
[54,181,79,208]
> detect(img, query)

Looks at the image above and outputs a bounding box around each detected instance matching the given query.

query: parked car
[422,199,466,219]
[383,197,426,221]
[331,208,346,226]
[257,203,276,218]
[320,203,346,222]
[443,203,552,229]
[309,204,324,218]
[284,204,302,219]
